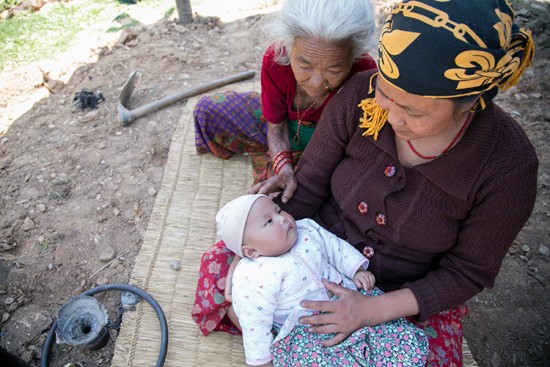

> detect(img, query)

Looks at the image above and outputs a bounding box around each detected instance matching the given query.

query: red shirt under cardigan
[260,45,377,124]
[281,70,539,321]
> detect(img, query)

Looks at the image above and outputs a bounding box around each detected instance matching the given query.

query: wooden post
[175,0,193,24]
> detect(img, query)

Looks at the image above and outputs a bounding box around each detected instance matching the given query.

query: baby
[216,194,376,366]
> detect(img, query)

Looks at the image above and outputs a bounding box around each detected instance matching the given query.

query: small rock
[519,255,529,262]
[521,244,530,252]
[36,203,46,212]
[54,241,72,266]
[169,260,181,271]
[7,301,19,313]
[5,296,14,305]
[174,24,187,34]
[10,304,52,347]
[96,276,109,285]
[513,93,529,101]
[539,245,549,257]
[1,312,10,324]
[108,328,119,341]
[147,187,157,196]
[21,217,35,231]
[27,345,41,356]
[113,208,120,217]
[20,349,35,363]
[98,246,115,262]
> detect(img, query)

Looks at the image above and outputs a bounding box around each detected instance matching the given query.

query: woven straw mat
[110,81,478,367]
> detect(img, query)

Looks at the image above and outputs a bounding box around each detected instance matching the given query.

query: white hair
[266,0,377,65]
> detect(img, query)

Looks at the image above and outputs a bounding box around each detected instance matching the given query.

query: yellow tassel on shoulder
[358,98,388,141]
[358,72,388,141]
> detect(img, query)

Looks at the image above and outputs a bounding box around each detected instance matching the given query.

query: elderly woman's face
[375,76,465,141]
[290,37,354,100]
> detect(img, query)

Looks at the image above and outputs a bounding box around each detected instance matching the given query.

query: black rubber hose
[41,284,169,367]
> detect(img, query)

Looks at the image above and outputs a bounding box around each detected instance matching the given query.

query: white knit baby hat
[216,194,266,257]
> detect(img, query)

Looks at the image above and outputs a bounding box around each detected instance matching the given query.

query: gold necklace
[293,87,317,146]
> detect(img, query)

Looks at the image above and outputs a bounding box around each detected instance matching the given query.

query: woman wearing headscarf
[251,0,538,364]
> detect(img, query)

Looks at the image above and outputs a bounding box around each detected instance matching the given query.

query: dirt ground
[0,1,548,366]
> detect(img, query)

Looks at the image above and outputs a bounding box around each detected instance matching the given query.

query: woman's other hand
[248,170,298,203]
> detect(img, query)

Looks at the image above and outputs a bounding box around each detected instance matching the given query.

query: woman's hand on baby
[299,279,384,347]
[248,170,298,203]
[353,270,375,290]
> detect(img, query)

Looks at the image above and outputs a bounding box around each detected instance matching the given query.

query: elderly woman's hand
[248,170,298,203]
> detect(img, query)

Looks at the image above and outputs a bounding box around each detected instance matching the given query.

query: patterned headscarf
[359,0,534,140]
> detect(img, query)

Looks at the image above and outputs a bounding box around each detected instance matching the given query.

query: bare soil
[0,1,549,366]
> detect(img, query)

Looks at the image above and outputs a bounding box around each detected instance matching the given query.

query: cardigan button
[358,201,369,215]
[384,163,396,177]
[375,212,387,226]
[362,245,375,258]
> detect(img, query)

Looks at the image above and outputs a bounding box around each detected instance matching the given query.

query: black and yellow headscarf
[360,0,534,140]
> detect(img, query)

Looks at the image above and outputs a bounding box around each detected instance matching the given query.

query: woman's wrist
[272,150,293,175]
[274,158,293,175]
[359,288,419,326]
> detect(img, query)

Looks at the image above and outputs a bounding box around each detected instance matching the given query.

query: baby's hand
[353,270,375,290]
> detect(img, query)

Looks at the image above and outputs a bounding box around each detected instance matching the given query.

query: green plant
[1,0,22,13]
[107,12,141,32]
[38,237,50,250]
[0,0,183,73]
[0,1,107,72]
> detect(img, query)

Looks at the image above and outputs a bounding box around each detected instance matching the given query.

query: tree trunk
[175,0,193,24]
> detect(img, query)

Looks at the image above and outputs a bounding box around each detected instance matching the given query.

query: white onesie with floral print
[231,218,369,366]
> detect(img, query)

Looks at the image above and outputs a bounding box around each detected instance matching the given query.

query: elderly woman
[193,0,377,183]
[192,0,377,336]
[251,0,538,365]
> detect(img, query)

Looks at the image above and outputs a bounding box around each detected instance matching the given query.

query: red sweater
[282,70,539,321]
[260,45,377,124]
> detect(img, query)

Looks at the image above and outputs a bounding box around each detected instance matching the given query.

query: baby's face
[242,197,297,257]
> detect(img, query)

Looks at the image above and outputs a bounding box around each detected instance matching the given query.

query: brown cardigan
[282,70,538,321]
